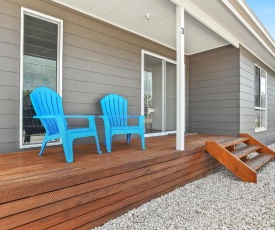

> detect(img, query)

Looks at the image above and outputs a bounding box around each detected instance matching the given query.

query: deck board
[0,133,236,229]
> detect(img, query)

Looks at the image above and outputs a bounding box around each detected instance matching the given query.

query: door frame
[141,50,177,137]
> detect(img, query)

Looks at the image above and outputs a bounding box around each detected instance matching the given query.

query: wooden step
[205,140,257,183]
[206,134,275,183]
[218,137,249,148]
[245,153,273,171]
[231,145,261,159]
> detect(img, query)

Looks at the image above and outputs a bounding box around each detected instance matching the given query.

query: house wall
[240,46,275,145]
[0,0,176,153]
[188,45,240,136]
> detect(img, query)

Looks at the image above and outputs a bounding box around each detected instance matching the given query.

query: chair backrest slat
[30,87,67,135]
[100,94,128,127]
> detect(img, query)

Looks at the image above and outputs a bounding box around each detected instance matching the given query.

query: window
[254,65,267,131]
[20,8,63,148]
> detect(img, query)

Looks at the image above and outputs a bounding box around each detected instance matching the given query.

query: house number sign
[181,27,184,34]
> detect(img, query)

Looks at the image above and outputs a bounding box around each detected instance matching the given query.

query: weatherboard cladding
[0,0,175,153]
[188,45,240,136]
[240,46,275,145]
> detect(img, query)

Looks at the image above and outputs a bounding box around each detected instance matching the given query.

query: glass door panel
[144,54,163,134]
[165,62,177,132]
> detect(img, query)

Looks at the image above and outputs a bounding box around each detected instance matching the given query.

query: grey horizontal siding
[0,115,19,128]
[0,42,19,59]
[190,60,239,76]
[190,107,239,115]
[0,128,19,142]
[0,85,19,100]
[62,67,140,85]
[63,56,140,80]
[0,56,19,72]
[0,0,175,153]
[64,22,142,55]
[189,128,238,136]
[190,91,239,102]
[0,1,21,154]
[189,45,238,62]
[0,142,20,153]
[0,0,18,16]
[189,121,239,131]
[190,69,239,83]
[0,12,20,31]
[64,33,140,63]
[63,44,141,72]
[0,27,20,45]
[0,100,20,115]
[190,74,239,89]
[63,79,141,98]
[189,45,240,136]
[240,46,275,145]
[190,114,239,123]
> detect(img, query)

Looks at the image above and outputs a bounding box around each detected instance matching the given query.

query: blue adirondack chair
[99,94,145,152]
[30,87,101,163]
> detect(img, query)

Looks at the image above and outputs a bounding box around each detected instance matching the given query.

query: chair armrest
[125,115,144,127]
[127,115,143,119]
[34,115,97,130]
[98,115,144,128]
[33,115,62,119]
[64,115,95,119]
[100,115,143,119]
[64,115,97,129]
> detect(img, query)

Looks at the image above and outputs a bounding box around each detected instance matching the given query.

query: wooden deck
[0,134,239,229]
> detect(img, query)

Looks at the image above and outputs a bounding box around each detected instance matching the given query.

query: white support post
[176,5,185,150]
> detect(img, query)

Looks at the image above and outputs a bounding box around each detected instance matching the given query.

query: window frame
[19,7,63,149]
[254,64,267,132]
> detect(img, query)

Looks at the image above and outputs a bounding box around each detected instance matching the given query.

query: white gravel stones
[93,145,275,230]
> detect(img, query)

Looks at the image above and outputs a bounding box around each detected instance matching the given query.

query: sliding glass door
[143,51,176,136]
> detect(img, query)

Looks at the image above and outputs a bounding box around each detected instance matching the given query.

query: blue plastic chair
[99,94,145,152]
[30,87,101,163]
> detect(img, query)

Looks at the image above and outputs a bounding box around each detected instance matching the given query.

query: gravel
[93,144,275,230]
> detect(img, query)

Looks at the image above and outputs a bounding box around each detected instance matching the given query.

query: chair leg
[127,134,131,144]
[62,136,74,163]
[63,144,74,163]
[140,134,145,150]
[105,134,112,153]
[38,138,48,156]
[94,135,102,154]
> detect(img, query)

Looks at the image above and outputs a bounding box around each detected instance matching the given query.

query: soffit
[51,0,229,54]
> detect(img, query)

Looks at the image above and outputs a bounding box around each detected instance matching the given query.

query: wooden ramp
[205,133,275,183]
